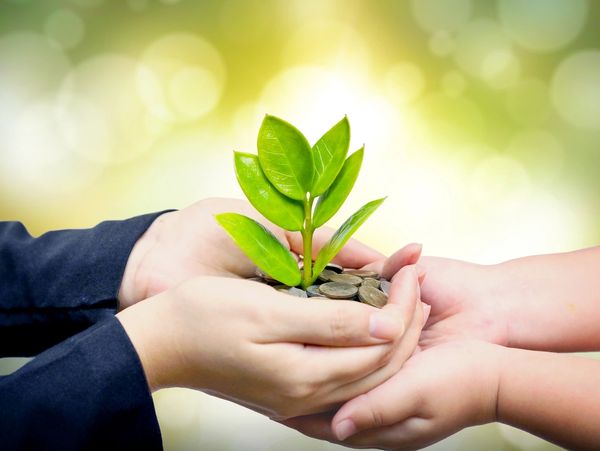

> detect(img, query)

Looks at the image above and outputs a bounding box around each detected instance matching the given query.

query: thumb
[369,265,420,339]
[331,370,420,440]
[381,243,422,280]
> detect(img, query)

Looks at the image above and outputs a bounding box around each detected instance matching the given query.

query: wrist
[118,212,175,310]
[116,293,177,391]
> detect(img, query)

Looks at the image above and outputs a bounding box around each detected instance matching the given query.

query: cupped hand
[118,197,383,309]
[117,266,426,420]
[284,339,504,450]
[364,245,510,348]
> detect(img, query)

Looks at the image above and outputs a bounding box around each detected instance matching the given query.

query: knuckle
[363,392,385,428]
[329,306,356,342]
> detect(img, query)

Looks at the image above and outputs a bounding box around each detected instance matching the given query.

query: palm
[416,256,509,348]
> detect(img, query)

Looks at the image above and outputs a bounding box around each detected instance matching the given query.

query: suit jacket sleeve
[0,212,169,357]
[0,315,163,450]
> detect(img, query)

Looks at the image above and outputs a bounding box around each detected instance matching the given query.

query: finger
[381,243,422,280]
[302,342,395,392]
[281,413,337,442]
[332,371,422,440]
[285,227,385,269]
[341,417,432,450]
[262,296,404,346]
[380,265,420,333]
[329,296,423,401]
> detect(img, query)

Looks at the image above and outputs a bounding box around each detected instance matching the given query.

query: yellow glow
[138,33,226,122]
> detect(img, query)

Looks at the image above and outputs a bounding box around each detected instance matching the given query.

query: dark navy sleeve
[0,316,162,450]
[0,212,169,357]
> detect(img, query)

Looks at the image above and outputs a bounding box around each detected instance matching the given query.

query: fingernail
[369,311,403,340]
[335,419,357,441]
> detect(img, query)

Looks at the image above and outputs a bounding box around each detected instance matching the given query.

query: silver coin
[362,278,380,289]
[358,285,388,308]
[306,285,322,297]
[325,263,344,273]
[317,269,337,282]
[380,280,391,295]
[274,285,308,298]
[288,287,308,298]
[319,282,358,299]
[328,273,363,286]
[343,269,380,279]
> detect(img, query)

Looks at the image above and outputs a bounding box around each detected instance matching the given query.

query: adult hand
[117,268,425,420]
[284,340,503,450]
[118,198,383,310]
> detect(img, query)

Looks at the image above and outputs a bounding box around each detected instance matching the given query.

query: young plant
[216,115,385,289]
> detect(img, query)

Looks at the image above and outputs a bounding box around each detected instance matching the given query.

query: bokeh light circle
[411,0,472,33]
[505,79,550,126]
[384,62,425,104]
[454,19,520,88]
[0,99,101,198]
[498,0,588,53]
[551,50,600,130]
[57,54,163,164]
[44,9,85,49]
[168,66,221,120]
[138,33,226,122]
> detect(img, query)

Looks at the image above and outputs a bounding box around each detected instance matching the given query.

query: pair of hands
[116,198,427,421]
[282,249,510,449]
[117,198,514,449]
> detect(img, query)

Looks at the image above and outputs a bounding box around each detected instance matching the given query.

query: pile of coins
[252,263,391,308]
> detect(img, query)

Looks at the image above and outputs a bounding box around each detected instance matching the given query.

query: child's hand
[284,340,504,450]
[364,245,511,347]
[118,197,383,310]
[117,267,425,420]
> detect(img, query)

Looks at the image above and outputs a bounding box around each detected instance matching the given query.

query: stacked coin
[253,265,390,308]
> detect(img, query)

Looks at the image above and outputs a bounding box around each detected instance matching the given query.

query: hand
[284,340,504,450]
[118,197,383,309]
[364,246,510,347]
[117,268,426,420]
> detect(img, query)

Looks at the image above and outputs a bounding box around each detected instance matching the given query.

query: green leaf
[257,115,314,200]
[216,213,301,286]
[311,197,386,283]
[312,147,364,228]
[311,116,350,196]
[234,152,304,231]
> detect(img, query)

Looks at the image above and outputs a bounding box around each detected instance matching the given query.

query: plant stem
[301,196,314,289]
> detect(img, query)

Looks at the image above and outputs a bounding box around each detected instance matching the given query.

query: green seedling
[216,114,385,289]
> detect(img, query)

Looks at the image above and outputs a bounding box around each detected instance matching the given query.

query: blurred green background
[1,0,598,449]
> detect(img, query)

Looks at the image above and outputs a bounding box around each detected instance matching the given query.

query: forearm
[498,347,600,449]
[498,246,600,351]
[0,317,161,450]
[0,213,167,356]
